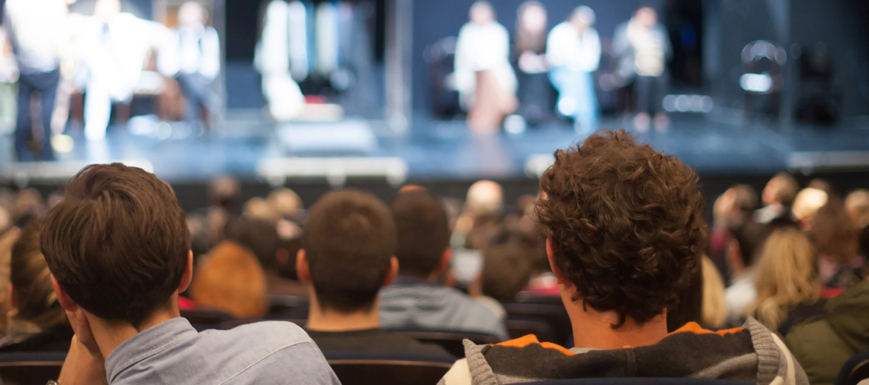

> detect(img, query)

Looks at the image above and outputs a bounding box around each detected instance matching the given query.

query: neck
[560,287,669,350]
[88,295,181,359]
[306,291,380,332]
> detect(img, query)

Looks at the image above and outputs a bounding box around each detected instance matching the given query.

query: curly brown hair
[536,130,706,328]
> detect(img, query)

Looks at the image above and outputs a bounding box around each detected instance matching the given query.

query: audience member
[723,220,772,325]
[755,172,798,225]
[469,243,533,318]
[811,199,866,289]
[441,130,806,385]
[792,187,828,231]
[189,241,269,319]
[709,184,758,277]
[381,189,508,340]
[298,190,450,356]
[228,217,307,298]
[845,189,869,230]
[744,228,824,335]
[786,280,869,385]
[0,222,72,351]
[267,188,304,220]
[0,225,20,332]
[40,164,338,385]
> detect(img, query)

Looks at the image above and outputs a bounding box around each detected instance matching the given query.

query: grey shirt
[380,278,508,340]
[105,318,340,385]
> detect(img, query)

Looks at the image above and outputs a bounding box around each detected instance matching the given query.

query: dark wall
[411,0,665,111]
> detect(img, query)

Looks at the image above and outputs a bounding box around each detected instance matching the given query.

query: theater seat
[266,294,309,319]
[181,308,236,331]
[836,349,869,385]
[523,379,751,385]
[391,330,501,357]
[502,302,573,345]
[506,319,558,343]
[325,351,455,385]
[0,352,65,385]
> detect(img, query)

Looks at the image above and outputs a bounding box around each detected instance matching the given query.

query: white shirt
[546,22,601,72]
[453,21,517,106]
[3,0,67,74]
[725,268,757,325]
[159,25,220,82]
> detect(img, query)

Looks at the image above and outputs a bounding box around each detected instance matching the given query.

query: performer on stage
[513,1,550,126]
[613,6,671,132]
[546,6,600,133]
[3,0,67,161]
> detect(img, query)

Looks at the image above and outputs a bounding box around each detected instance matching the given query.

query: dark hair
[482,244,533,301]
[768,173,799,207]
[390,190,450,278]
[536,130,706,328]
[812,198,859,264]
[304,190,396,313]
[729,220,774,267]
[41,164,190,327]
[10,221,66,329]
[227,217,280,270]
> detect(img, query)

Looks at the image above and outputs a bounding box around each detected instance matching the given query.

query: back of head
[10,222,66,329]
[747,228,819,331]
[41,164,190,327]
[304,190,396,313]
[390,190,450,278]
[792,187,828,229]
[536,130,706,327]
[811,198,859,264]
[227,217,280,271]
[731,184,759,214]
[267,188,303,219]
[845,189,869,229]
[190,241,268,318]
[466,180,503,215]
[481,244,532,302]
[764,172,798,207]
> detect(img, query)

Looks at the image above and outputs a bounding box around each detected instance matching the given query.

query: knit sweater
[439,319,808,385]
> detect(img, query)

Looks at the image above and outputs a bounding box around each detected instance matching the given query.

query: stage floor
[2,112,868,184]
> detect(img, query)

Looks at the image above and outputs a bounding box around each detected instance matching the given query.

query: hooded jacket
[440,319,807,385]
[785,280,869,385]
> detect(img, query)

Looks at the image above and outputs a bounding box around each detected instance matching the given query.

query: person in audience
[785,280,869,385]
[845,189,869,230]
[811,199,866,289]
[546,5,601,132]
[791,187,828,231]
[469,243,533,318]
[440,130,807,385]
[744,228,824,336]
[40,164,338,385]
[189,241,269,319]
[381,189,508,340]
[710,184,758,278]
[268,188,304,220]
[724,220,772,325]
[755,172,799,225]
[700,256,728,329]
[297,190,451,355]
[229,217,307,298]
[0,222,72,351]
[513,1,551,126]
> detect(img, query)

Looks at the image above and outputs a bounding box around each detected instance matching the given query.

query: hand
[67,309,101,355]
[58,310,108,385]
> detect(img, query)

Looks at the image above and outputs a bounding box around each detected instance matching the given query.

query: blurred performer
[255,0,308,121]
[613,6,671,132]
[454,1,517,132]
[513,1,550,126]
[77,0,169,141]
[546,6,600,133]
[161,2,220,128]
[3,0,67,161]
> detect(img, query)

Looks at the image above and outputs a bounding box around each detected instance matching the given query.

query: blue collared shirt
[105,318,340,384]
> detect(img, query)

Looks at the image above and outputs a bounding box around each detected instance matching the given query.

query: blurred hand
[58,310,107,385]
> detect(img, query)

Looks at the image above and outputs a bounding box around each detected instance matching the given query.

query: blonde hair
[700,256,728,328]
[190,241,268,318]
[744,228,820,331]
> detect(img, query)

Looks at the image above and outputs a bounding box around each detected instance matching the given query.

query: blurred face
[470,2,495,25]
[635,7,657,29]
[95,0,121,23]
[570,16,588,33]
[521,4,547,32]
[178,2,205,27]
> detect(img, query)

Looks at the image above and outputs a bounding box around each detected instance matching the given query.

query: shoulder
[226,320,313,345]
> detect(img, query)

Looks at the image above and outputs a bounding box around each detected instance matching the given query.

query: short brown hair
[767,172,799,207]
[482,244,532,301]
[390,190,450,278]
[536,130,706,327]
[41,164,190,327]
[190,241,268,318]
[304,190,396,313]
[11,221,66,329]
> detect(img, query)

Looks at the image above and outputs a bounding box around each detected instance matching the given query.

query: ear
[8,283,17,310]
[296,249,311,283]
[51,274,78,313]
[436,248,453,274]
[178,250,194,293]
[383,256,399,287]
[546,238,567,284]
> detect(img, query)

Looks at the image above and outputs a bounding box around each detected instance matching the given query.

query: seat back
[523,378,755,385]
[326,351,455,385]
[391,330,501,357]
[836,349,869,385]
[0,352,65,385]
[506,319,558,343]
[502,302,573,345]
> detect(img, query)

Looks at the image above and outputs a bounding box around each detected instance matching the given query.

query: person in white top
[546,6,600,133]
[159,2,220,128]
[254,0,308,121]
[454,1,517,131]
[3,0,68,161]
[77,0,170,141]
